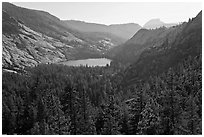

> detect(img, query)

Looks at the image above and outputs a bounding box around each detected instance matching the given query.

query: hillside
[107,25,182,64]
[122,11,202,85]
[2,10,101,70]
[107,14,197,64]
[2,2,124,70]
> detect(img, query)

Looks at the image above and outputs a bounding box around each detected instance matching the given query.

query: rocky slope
[3,10,87,70]
[2,2,124,70]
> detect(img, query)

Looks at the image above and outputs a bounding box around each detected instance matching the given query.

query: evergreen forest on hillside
[2,2,202,135]
[2,55,202,135]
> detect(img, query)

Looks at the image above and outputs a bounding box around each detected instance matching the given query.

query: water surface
[60,58,111,67]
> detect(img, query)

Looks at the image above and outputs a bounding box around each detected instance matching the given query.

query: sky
[13,2,202,26]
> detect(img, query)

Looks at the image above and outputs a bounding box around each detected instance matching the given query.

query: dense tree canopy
[2,55,201,135]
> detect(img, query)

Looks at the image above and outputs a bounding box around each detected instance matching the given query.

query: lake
[59,58,112,67]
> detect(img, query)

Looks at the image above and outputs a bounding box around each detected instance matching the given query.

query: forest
[2,55,202,135]
[2,2,202,135]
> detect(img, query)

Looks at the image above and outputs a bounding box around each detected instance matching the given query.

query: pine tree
[138,98,162,135]
[157,68,179,134]
[46,91,71,135]
[119,102,129,135]
[182,95,201,134]
[101,80,121,135]
[61,85,78,135]
[126,85,145,134]
[2,96,16,134]
[75,80,97,134]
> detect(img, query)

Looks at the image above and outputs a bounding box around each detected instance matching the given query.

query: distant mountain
[143,18,177,29]
[64,20,142,40]
[122,11,202,85]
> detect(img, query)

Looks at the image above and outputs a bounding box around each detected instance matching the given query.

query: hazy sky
[13,2,201,26]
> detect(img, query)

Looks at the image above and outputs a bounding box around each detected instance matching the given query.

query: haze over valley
[2,2,202,135]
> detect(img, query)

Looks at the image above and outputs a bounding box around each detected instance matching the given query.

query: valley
[2,2,202,135]
[2,2,129,70]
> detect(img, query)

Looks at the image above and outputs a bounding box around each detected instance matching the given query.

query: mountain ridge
[2,2,126,50]
[63,20,142,40]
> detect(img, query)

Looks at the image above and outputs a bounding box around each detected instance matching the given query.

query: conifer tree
[75,80,97,134]
[126,85,145,134]
[138,98,162,135]
[183,95,201,134]
[101,80,121,135]
[46,91,71,135]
